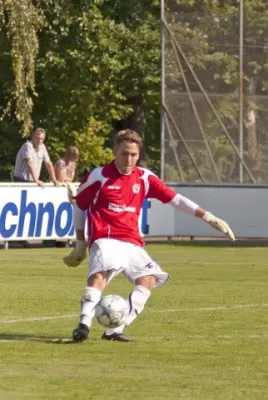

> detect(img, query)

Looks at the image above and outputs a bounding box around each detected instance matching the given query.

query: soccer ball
[95,294,128,328]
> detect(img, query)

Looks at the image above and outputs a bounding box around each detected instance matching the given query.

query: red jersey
[76,161,176,247]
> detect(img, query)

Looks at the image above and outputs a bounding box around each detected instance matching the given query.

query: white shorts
[88,238,169,288]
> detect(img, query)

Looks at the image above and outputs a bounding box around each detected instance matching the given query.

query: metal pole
[239,0,244,182]
[160,0,165,180]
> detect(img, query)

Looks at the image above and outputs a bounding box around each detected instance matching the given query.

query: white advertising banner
[0,184,148,241]
[142,185,268,239]
[0,184,75,241]
[143,185,268,239]
[170,185,268,239]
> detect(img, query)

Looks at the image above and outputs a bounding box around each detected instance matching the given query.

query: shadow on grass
[0,333,96,344]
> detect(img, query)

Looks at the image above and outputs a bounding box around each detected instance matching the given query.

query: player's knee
[87,271,107,290]
[135,275,156,289]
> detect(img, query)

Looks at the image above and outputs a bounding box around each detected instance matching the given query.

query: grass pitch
[0,244,267,399]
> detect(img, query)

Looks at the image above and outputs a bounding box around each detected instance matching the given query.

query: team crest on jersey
[132,184,140,193]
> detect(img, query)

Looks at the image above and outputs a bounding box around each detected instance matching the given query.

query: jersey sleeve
[75,169,102,210]
[146,174,176,203]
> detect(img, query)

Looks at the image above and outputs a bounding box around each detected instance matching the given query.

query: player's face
[113,141,140,174]
[32,133,45,148]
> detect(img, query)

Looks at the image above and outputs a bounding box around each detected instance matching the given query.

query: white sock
[80,286,102,327]
[105,285,151,335]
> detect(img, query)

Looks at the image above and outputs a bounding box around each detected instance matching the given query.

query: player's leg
[73,239,129,342]
[102,275,154,342]
[72,271,107,342]
[102,247,169,342]
[63,203,87,267]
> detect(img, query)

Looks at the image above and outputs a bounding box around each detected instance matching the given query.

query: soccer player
[64,129,235,342]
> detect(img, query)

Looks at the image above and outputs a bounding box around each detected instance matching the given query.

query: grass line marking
[0,314,77,324]
[158,303,268,313]
[1,303,268,325]
[142,334,268,341]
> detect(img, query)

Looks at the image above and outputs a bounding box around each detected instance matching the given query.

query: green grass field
[0,244,267,400]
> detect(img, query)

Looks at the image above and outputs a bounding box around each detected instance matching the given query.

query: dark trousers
[14,176,32,183]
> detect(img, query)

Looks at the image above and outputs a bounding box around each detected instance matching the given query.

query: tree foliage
[1,0,268,183]
[0,0,43,136]
[0,0,161,178]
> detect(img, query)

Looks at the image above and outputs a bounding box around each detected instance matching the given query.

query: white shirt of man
[14,141,50,182]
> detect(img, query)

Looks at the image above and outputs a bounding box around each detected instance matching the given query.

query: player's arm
[75,177,100,210]
[147,174,235,241]
[63,170,102,267]
[63,203,88,267]
[169,194,235,241]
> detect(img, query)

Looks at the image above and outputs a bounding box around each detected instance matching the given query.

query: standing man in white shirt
[14,127,59,187]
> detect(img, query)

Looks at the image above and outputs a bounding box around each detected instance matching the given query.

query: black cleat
[72,323,89,342]
[101,332,133,342]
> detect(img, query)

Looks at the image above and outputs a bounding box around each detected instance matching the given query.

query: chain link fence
[162,3,268,183]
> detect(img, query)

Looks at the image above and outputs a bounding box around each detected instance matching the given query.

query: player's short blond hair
[114,129,142,149]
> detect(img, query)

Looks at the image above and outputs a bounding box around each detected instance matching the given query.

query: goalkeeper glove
[203,212,235,241]
[63,240,87,267]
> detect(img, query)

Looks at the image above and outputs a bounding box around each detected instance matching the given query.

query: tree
[0,0,43,137]
[33,0,162,173]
